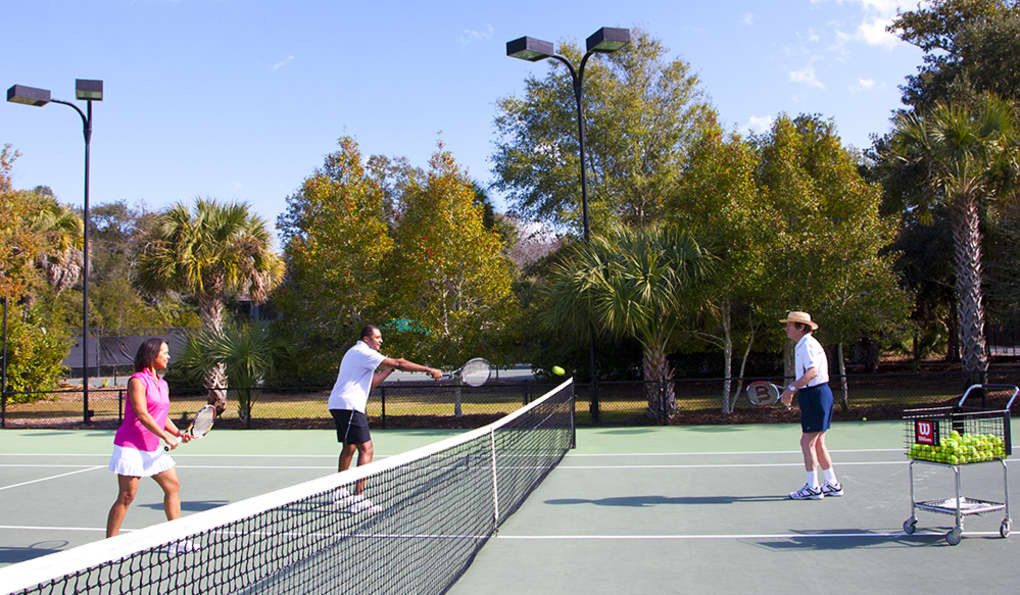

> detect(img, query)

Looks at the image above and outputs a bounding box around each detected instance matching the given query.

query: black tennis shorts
[330,409,371,445]
[798,383,834,433]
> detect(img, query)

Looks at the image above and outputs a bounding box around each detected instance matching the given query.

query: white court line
[0,524,1000,541]
[0,453,367,459]
[0,463,334,471]
[0,466,105,491]
[559,461,910,470]
[566,448,902,457]
[496,531,1002,540]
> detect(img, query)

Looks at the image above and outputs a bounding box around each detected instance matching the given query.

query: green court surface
[2,420,1018,593]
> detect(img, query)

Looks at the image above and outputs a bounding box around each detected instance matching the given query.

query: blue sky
[3,0,923,248]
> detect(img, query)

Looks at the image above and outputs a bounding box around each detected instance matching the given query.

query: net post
[489,428,500,528]
[570,381,576,449]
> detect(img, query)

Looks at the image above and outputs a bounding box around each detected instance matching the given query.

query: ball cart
[901,384,1016,545]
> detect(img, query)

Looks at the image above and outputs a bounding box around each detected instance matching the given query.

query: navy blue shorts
[798,383,834,433]
[330,409,371,445]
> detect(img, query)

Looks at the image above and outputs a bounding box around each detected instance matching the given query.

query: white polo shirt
[794,333,829,387]
[327,341,387,413]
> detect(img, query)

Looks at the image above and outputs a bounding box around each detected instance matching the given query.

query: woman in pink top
[106,338,190,537]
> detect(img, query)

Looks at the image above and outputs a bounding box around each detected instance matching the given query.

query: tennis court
[1,383,1017,593]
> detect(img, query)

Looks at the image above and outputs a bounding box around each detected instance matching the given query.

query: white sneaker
[789,483,824,500]
[821,480,844,497]
[165,539,199,555]
[349,496,382,515]
[332,487,353,506]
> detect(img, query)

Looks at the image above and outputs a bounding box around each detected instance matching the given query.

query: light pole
[507,27,630,424]
[8,79,103,424]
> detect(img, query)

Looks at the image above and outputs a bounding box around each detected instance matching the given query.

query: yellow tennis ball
[551,365,565,376]
[862,417,868,422]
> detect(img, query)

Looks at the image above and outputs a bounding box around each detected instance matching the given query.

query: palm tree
[543,224,712,421]
[136,199,285,409]
[891,95,1020,385]
[31,199,84,295]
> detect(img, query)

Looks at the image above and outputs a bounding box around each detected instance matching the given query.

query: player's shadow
[754,528,950,550]
[141,499,229,512]
[0,540,69,563]
[546,495,786,507]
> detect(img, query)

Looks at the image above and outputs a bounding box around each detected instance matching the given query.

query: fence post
[660,379,668,425]
[117,389,123,425]
[380,386,386,429]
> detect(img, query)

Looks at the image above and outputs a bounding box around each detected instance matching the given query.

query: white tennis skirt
[108,445,176,477]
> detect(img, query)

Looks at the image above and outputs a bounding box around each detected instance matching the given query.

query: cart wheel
[946,528,962,546]
[1000,519,1011,539]
[902,518,917,535]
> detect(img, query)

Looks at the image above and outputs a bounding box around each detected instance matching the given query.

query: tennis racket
[443,357,491,387]
[745,381,791,410]
[164,404,216,451]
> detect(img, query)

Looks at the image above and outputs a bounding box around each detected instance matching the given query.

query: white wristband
[788,384,797,392]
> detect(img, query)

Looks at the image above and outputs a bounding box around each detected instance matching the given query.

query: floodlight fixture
[75,79,103,101]
[6,84,51,106]
[585,27,630,53]
[506,36,554,61]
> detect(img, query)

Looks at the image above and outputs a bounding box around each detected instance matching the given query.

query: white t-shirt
[327,341,387,413]
[794,333,829,387]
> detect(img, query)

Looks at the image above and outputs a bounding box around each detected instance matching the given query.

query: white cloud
[825,0,908,49]
[271,55,295,71]
[789,66,824,88]
[742,12,753,26]
[745,115,774,134]
[459,24,494,46]
[858,78,876,89]
[808,28,821,43]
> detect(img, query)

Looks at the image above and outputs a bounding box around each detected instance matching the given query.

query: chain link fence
[4,367,1019,429]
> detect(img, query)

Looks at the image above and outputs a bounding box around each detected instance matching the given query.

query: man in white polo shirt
[328,324,441,513]
[778,311,843,501]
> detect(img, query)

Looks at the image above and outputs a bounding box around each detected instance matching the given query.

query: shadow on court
[754,528,949,551]
[140,499,230,512]
[546,494,787,507]
[0,541,70,564]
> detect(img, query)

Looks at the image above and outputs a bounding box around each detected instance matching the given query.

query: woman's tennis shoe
[821,480,844,497]
[789,483,824,500]
[349,495,383,515]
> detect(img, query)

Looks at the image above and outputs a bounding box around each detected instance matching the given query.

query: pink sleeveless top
[113,371,170,451]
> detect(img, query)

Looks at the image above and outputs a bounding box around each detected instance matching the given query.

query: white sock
[824,468,837,484]
[805,470,818,488]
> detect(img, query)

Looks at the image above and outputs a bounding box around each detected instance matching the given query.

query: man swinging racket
[328,324,441,513]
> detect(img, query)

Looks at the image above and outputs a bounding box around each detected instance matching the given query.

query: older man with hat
[779,311,843,500]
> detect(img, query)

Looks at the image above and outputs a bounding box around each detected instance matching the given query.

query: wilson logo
[914,419,939,445]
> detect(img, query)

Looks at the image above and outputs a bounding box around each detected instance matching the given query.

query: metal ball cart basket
[902,384,1016,545]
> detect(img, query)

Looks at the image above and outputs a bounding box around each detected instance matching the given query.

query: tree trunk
[950,196,989,386]
[720,300,734,414]
[197,294,228,412]
[643,340,675,423]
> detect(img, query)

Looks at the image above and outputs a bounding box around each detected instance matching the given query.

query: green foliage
[386,146,519,367]
[891,0,1020,109]
[275,137,395,380]
[2,303,70,400]
[493,28,713,233]
[137,198,285,332]
[172,322,277,420]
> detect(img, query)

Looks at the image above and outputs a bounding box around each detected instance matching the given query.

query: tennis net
[2,379,575,594]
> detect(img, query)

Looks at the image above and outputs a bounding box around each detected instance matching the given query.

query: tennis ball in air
[551,365,565,376]
[862,417,868,422]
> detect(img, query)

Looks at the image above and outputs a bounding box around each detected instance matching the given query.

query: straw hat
[779,311,818,330]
